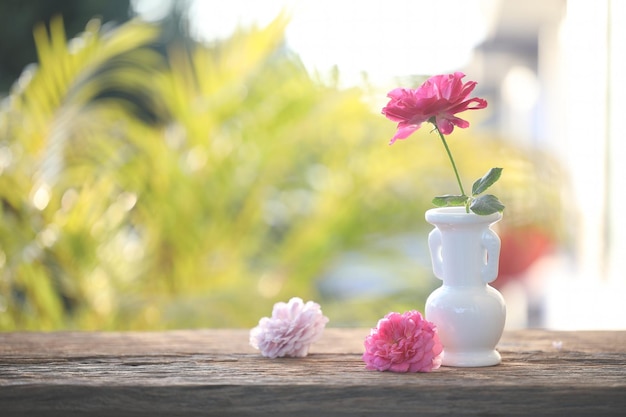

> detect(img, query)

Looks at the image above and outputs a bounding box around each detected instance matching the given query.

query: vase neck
[427,210,502,286]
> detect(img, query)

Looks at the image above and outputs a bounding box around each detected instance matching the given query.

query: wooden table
[1,329,624,416]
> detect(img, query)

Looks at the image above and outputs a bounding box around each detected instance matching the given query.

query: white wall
[543,0,626,329]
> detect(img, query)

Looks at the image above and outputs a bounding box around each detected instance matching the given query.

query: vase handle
[481,229,501,283]
[428,229,444,280]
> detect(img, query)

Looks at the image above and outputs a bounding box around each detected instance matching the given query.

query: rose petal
[382,72,487,141]
[250,297,329,358]
[362,310,443,373]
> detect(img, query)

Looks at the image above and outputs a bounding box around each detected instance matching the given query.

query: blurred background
[0,0,623,331]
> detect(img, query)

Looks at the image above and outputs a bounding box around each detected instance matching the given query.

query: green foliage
[432,167,505,215]
[470,194,506,215]
[0,15,567,330]
[431,121,505,216]
[472,167,503,196]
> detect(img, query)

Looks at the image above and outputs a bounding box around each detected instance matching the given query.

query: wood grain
[1,329,625,416]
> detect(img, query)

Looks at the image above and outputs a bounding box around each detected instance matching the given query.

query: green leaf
[469,194,505,215]
[432,195,469,207]
[471,167,503,196]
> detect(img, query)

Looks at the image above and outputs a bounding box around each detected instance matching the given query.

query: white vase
[424,206,506,367]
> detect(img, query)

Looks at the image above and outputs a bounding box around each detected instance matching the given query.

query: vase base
[441,349,501,367]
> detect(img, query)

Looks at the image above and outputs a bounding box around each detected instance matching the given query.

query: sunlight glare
[189,0,497,86]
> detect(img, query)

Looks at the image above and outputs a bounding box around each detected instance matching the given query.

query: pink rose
[382,72,488,144]
[362,310,443,373]
[249,297,329,358]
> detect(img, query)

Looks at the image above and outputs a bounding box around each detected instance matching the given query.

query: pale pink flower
[363,310,443,373]
[249,297,329,358]
[382,72,488,144]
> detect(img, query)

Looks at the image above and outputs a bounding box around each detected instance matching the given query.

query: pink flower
[362,310,443,373]
[382,72,488,144]
[249,297,329,358]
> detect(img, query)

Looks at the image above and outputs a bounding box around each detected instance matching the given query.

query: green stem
[433,122,466,197]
